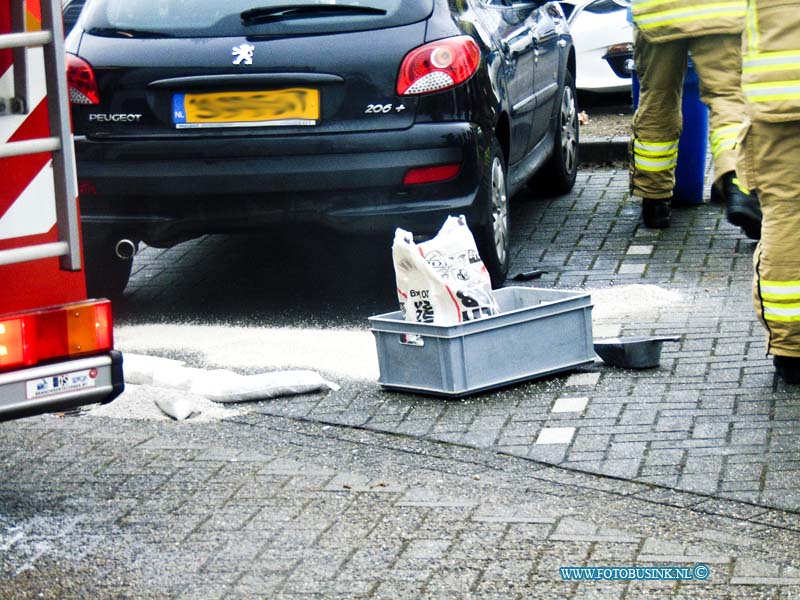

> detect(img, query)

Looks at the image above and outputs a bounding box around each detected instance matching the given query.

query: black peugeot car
[65,0,577,297]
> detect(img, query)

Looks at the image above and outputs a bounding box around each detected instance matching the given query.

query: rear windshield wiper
[241,4,386,24]
[88,27,175,38]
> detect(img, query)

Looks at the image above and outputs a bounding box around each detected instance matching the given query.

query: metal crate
[369,287,595,397]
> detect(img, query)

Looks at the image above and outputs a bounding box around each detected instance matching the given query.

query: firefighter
[737,0,800,384]
[629,0,762,237]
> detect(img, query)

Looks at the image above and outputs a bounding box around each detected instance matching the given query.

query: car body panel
[560,0,631,93]
[65,0,574,280]
[531,5,564,139]
[70,23,427,137]
[77,123,484,240]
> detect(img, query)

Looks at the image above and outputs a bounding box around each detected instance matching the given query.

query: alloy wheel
[560,85,578,176]
[490,156,509,266]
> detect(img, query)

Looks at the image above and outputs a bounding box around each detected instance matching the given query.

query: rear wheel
[532,70,579,196]
[83,234,134,300]
[475,137,510,288]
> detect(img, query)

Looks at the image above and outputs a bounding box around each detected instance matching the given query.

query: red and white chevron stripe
[1,0,86,312]
[0,39,57,241]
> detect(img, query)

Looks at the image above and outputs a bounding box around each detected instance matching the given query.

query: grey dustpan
[593,336,681,369]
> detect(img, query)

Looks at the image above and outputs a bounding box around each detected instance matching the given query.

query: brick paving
[109,161,799,513]
[1,414,800,598]
[1,147,799,597]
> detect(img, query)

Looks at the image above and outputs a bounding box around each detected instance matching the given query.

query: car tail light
[66,53,100,105]
[603,42,635,78]
[605,42,633,57]
[403,163,461,185]
[0,300,113,372]
[78,179,97,196]
[397,36,481,96]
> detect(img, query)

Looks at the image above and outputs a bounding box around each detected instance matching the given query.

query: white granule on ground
[115,325,379,381]
[95,285,682,422]
[89,383,249,422]
[589,284,683,321]
[93,326,373,422]
[112,286,681,385]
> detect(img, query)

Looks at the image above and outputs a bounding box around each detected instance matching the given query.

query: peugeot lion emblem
[232,44,255,65]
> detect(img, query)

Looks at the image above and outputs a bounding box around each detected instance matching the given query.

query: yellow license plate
[173,88,319,128]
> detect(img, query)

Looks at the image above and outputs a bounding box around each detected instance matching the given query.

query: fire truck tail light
[0,300,113,372]
[0,318,31,370]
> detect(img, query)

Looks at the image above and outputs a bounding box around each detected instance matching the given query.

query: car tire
[475,136,510,289]
[532,70,579,196]
[83,234,134,300]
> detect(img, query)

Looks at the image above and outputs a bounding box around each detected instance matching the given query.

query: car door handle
[503,33,533,57]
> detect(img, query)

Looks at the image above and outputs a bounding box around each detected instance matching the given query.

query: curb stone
[579,135,630,165]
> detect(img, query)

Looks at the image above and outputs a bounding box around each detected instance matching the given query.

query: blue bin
[632,60,709,205]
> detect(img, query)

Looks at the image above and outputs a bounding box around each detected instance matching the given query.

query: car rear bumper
[76,123,488,242]
[0,351,124,422]
[575,52,632,93]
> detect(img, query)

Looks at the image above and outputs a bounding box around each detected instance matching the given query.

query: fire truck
[0,0,123,421]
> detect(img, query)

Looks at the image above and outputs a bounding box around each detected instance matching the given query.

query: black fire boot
[721,172,761,240]
[774,355,800,385]
[642,198,671,229]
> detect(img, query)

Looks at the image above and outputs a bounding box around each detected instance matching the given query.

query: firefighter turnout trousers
[631,32,746,199]
[738,121,800,357]
[737,0,800,358]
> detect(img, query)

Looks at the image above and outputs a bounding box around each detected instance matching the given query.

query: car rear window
[80,0,432,38]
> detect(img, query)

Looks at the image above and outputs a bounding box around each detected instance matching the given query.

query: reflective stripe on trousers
[633,138,679,172]
[760,279,800,322]
[710,124,743,161]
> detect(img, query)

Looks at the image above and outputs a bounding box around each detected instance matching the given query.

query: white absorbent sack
[122,354,338,404]
[188,369,340,403]
[392,215,499,326]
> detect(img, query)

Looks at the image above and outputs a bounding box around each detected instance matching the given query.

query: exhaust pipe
[114,239,137,260]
